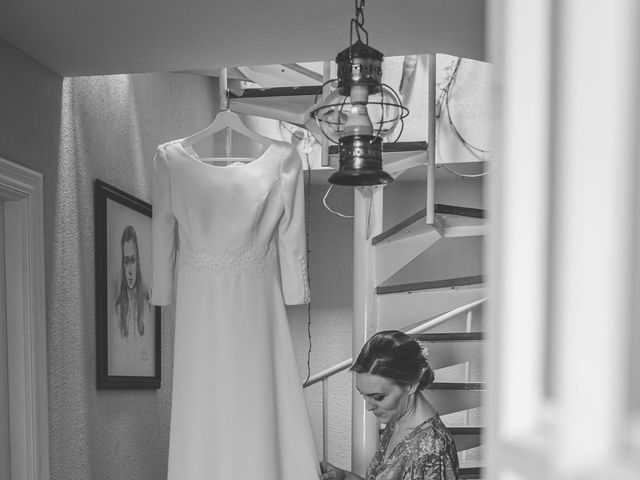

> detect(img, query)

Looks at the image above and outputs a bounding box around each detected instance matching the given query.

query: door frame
[0,156,49,480]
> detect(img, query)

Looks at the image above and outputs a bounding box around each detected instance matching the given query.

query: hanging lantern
[311,0,409,186]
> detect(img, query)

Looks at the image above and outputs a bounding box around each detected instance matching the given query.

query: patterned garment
[366,414,459,480]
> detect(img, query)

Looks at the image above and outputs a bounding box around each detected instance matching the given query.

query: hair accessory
[416,340,430,363]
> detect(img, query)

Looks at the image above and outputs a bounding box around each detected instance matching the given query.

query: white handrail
[405,297,487,335]
[303,358,352,388]
[302,297,487,388]
[305,297,487,462]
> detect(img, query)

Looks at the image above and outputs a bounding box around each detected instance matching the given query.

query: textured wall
[0,43,220,480]
[49,73,217,480]
[289,184,355,467]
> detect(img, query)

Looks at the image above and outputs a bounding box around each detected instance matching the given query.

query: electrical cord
[436,118,491,178]
[322,185,354,218]
[436,57,491,177]
[303,152,313,385]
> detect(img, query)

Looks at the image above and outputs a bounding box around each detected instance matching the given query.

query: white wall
[0,40,221,479]
[49,73,216,480]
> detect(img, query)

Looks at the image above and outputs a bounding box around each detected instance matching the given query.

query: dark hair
[115,225,146,337]
[351,330,434,390]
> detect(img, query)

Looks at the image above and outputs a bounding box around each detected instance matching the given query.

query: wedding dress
[151,139,319,479]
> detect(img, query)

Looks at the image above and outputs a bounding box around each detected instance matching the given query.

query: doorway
[0,157,49,480]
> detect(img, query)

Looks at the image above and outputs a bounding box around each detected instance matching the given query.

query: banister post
[426,53,436,225]
[351,186,383,475]
[322,378,329,461]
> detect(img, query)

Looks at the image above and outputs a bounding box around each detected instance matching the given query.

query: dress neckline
[177,140,285,170]
[382,413,440,464]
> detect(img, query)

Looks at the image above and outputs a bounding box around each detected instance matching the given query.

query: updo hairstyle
[351,330,434,390]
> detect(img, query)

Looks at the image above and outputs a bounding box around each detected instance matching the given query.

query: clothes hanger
[180,109,273,149]
[180,68,275,164]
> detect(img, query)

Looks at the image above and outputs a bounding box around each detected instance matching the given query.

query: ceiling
[0,0,486,77]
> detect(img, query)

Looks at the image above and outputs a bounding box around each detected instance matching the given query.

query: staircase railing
[302,297,487,461]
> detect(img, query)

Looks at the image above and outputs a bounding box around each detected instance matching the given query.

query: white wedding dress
[150,139,319,480]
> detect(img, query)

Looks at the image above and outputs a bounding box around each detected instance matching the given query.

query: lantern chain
[355,0,365,27]
[352,0,368,44]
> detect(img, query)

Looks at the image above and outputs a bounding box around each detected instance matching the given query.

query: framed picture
[95,179,160,389]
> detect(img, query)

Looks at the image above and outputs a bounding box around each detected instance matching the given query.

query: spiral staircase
[372,198,486,479]
[228,55,489,479]
[301,158,487,478]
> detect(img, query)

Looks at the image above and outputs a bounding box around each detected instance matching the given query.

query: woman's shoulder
[409,414,455,453]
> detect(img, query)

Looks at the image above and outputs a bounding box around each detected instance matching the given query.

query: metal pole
[321,61,331,167]
[219,67,228,111]
[351,186,383,475]
[464,310,473,431]
[219,68,231,158]
[322,378,329,461]
[426,53,436,225]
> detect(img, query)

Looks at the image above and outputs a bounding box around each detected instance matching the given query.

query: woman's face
[123,240,138,290]
[355,373,412,424]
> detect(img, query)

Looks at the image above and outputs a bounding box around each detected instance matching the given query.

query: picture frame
[94,179,161,389]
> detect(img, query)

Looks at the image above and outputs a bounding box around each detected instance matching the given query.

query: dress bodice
[150,139,309,306]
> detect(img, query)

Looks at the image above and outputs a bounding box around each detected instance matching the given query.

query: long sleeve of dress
[277,147,310,305]
[150,145,177,306]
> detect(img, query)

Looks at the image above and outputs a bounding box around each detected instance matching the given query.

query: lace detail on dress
[179,245,276,276]
[299,255,311,303]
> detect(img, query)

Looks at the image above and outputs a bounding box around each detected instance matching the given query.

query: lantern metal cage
[309,0,410,186]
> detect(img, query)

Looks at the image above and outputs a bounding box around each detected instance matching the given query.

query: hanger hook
[220,67,229,111]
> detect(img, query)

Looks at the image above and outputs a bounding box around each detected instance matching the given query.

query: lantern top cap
[335,40,384,64]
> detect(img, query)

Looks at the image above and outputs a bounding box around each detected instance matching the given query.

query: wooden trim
[372,208,427,245]
[372,203,485,245]
[435,204,486,219]
[0,156,49,480]
[429,382,486,391]
[411,332,485,342]
[458,466,482,479]
[228,85,322,98]
[376,275,484,295]
[449,426,483,436]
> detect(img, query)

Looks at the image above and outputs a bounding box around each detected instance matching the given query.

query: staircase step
[430,382,485,390]
[373,209,432,246]
[229,86,322,98]
[415,333,484,370]
[373,206,486,283]
[377,286,487,331]
[377,275,484,295]
[459,465,482,479]
[374,213,442,284]
[435,204,485,219]
[427,383,485,415]
[412,332,484,342]
[410,333,484,369]
[449,426,483,451]
[228,86,322,126]
[373,205,485,245]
